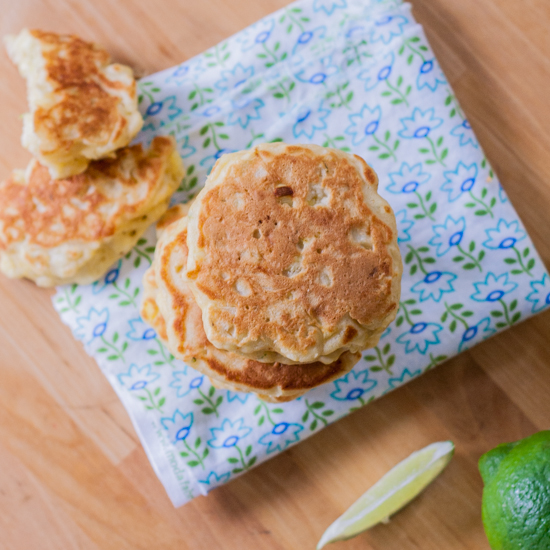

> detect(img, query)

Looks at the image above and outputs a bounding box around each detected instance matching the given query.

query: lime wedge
[317,441,455,549]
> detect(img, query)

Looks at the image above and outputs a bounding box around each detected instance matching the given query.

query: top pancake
[5,29,143,178]
[186,143,402,365]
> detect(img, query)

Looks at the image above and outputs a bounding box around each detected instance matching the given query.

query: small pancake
[0,136,184,287]
[141,207,360,403]
[5,29,143,178]
[186,143,402,365]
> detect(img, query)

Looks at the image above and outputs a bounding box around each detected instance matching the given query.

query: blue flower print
[395,209,414,243]
[458,318,496,352]
[167,63,190,82]
[75,307,109,344]
[208,418,252,449]
[200,104,222,118]
[386,162,430,194]
[226,391,249,404]
[118,364,160,391]
[295,55,338,85]
[526,274,550,313]
[450,119,479,148]
[237,18,275,51]
[144,95,182,120]
[358,52,394,91]
[483,219,526,250]
[345,104,382,146]
[369,14,408,44]
[92,261,120,294]
[177,135,196,159]
[416,59,446,91]
[292,100,331,139]
[126,318,156,341]
[313,0,347,16]
[441,161,478,202]
[258,422,304,454]
[398,108,443,139]
[215,63,254,92]
[396,322,443,354]
[227,97,265,129]
[165,58,206,86]
[331,369,377,401]
[292,26,327,56]
[430,216,466,256]
[411,271,457,302]
[387,368,421,390]
[161,410,193,444]
[471,272,518,302]
[170,372,203,398]
[199,471,231,488]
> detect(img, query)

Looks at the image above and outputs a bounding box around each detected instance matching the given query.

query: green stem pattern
[133,246,153,267]
[156,338,176,368]
[399,302,415,327]
[287,10,305,32]
[144,387,164,413]
[499,299,512,326]
[373,134,397,161]
[100,335,125,363]
[236,445,248,470]
[468,191,494,218]
[407,245,429,275]
[305,400,329,427]
[405,39,426,62]
[183,440,205,468]
[456,244,482,271]
[444,302,469,330]
[197,389,220,418]
[385,80,409,106]
[260,401,276,426]
[426,136,447,167]
[262,42,278,63]
[112,281,138,307]
[63,287,80,313]
[512,246,533,276]
[374,346,394,376]
[414,191,435,221]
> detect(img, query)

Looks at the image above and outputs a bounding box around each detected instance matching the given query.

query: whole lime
[479,430,550,549]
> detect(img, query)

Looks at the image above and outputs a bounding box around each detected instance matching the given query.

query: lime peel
[317,440,454,549]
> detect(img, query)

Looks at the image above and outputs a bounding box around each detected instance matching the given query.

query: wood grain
[0,0,549,548]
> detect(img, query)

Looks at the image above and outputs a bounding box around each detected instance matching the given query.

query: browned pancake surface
[0,137,176,250]
[187,143,401,363]
[30,30,131,149]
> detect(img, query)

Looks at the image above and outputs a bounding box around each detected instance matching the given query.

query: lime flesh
[317,441,454,549]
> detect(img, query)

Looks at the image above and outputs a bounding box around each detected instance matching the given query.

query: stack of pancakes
[0,30,184,286]
[142,143,402,402]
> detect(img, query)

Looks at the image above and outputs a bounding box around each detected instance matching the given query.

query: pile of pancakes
[0,30,184,286]
[142,143,402,401]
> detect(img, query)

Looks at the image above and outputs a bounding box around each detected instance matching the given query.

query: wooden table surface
[1,0,550,548]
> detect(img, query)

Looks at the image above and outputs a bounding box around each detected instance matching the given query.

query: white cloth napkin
[54,0,550,506]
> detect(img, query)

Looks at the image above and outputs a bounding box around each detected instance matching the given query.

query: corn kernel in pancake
[0,136,184,287]
[4,29,143,178]
[186,143,402,365]
[141,207,360,403]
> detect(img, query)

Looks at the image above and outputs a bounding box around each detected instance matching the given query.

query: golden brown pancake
[0,136,184,286]
[141,206,360,403]
[5,29,143,178]
[186,143,402,365]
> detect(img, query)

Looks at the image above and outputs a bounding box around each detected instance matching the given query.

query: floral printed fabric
[53,0,549,507]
